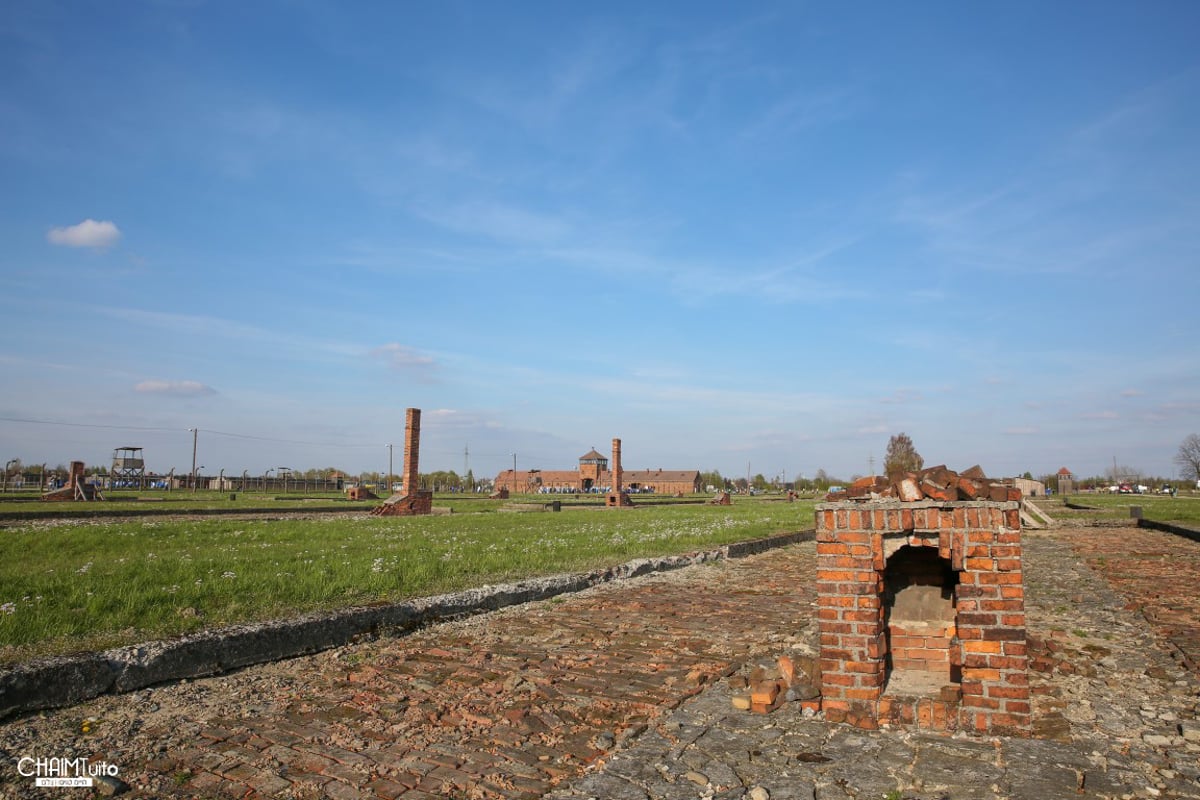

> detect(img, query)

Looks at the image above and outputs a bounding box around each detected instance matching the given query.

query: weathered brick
[960,694,1001,710]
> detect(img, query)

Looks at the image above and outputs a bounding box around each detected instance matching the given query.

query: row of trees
[699,469,858,493]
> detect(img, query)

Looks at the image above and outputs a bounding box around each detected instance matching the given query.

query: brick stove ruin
[815,498,1030,734]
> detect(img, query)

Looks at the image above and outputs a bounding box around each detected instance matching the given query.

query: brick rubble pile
[728,654,822,715]
[827,464,1022,503]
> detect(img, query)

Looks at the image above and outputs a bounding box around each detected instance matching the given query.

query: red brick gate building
[494,449,701,495]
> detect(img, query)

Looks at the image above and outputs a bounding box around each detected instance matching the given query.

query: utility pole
[512,453,518,494]
[189,428,198,493]
[387,443,394,491]
[463,444,469,492]
[869,455,875,477]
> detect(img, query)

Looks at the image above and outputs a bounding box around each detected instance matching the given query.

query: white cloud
[416,200,570,245]
[134,380,217,397]
[879,388,922,405]
[47,219,121,249]
[370,343,437,381]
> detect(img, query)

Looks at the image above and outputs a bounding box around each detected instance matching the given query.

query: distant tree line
[10,431,1198,493]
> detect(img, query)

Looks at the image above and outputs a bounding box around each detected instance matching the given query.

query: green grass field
[0,496,814,664]
[0,489,734,517]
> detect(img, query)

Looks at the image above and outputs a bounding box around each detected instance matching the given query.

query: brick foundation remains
[41,460,103,501]
[816,499,1029,734]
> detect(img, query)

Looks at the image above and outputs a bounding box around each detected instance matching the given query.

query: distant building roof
[1057,467,1073,476]
[579,449,607,462]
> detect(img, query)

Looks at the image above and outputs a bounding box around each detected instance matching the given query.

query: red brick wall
[815,501,1029,733]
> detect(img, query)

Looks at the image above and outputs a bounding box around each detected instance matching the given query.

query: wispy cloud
[134,380,216,397]
[896,72,1200,279]
[444,25,642,133]
[47,219,121,249]
[738,86,863,143]
[370,343,437,382]
[415,200,571,245]
[880,389,922,405]
[93,306,362,361]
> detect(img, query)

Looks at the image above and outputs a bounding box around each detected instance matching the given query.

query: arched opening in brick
[882,544,960,696]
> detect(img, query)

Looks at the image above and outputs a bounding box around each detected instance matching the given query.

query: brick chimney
[370,407,432,516]
[403,407,420,494]
[606,437,633,507]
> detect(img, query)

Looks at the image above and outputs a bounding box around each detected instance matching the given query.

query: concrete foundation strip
[0,530,811,722]
[1137,516,1200,544]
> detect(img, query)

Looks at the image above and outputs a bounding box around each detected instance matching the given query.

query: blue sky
[2,1,1198,483]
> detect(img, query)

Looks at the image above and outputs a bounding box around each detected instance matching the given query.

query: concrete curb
[0,530,812,722]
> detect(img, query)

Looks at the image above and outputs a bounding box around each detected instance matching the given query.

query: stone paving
[1,526,1199,799]
[1069,528,1200,673]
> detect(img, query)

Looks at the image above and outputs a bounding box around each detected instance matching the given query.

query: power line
[0,416,379,448]
[0,416,178,433]
[202,428,382,448]
[1,415,558,462]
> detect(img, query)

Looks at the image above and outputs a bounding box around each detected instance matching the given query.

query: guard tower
[112,447,146,489]
[578,448,608,491]
[1055,467,1075,496]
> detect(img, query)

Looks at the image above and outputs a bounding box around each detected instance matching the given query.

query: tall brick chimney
[611,438,622,494]
[606,437,633,507]
[403,407,420,494]
[370,407,432,516]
